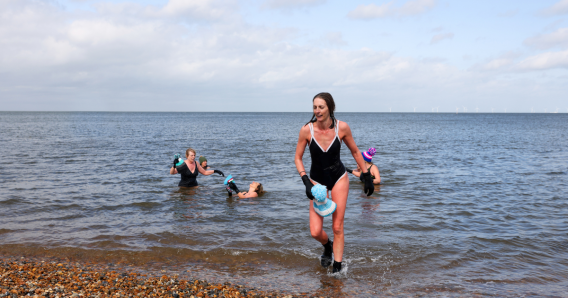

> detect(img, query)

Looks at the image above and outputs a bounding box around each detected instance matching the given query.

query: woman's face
[313,97,329,122]
[201,161,207,168]
[250,182,260,188]
[186,152,196,162]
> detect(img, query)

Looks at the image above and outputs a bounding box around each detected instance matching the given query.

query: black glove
[228,181,240,193]
[345,167,353,174]
[361,171,374,196]
[214,169,224,177]
[173,158,179,168]
[301,175,314,200]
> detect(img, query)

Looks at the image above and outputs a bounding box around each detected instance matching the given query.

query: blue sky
[1,0,568,112]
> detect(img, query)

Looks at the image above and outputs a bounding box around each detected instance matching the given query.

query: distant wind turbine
[475,107,479,113]
[491,108,494,113]
[414,107,417,112]
[456,107,459,114]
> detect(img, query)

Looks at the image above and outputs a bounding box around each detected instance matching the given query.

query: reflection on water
[1,112,567,297]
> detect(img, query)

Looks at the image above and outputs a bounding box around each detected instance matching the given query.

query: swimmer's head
[251,182,264,195]
[185,148,196,160]
[307,92,336,129]
[362,147,376,163]
[199,156,207,167]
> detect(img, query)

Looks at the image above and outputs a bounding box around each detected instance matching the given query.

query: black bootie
[320,239,333,267]
[332,260,342,273]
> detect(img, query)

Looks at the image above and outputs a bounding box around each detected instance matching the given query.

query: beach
[1,112,567,297]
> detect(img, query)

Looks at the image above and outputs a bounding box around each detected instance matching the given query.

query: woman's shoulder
[336,119,351,134]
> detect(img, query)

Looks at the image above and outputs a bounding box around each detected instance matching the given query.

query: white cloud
[0,0,566,111]
[262,0,326,10]
[347,3,393,19]
[524,27,568,50]
[540,0,568,16]
[347,0,436,19]
[430,33,453,44]
[517,50,568,70]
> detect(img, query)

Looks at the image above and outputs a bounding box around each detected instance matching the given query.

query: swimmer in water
[237,182,265,199]
[170,148,224,187]
[199,156,210,170]
[294,92,374,273]
[346,148,381,185]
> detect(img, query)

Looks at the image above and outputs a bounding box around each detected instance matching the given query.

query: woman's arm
[339,121,369,174]
[169,167,178,175]
[237,192,258,199]
[197,164,215,176]
[372,165,381,184]
[294,125,311,175]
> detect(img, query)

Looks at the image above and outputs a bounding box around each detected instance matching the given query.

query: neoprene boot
[332,261,342,273]
[321,239,333,267]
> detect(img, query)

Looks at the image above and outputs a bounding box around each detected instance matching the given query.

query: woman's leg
[330,174,349,262]
[309,202,328,244]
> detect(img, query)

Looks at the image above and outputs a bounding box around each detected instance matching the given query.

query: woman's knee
[310,225,324,238]
[332,223,344,236]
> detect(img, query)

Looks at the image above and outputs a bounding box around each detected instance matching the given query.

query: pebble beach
[0,256,291,298]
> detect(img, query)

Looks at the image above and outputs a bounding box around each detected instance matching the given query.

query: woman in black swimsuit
[169,148,224,187]
[294,92,374,273]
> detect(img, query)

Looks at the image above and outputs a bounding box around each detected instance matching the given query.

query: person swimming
[169,148,224,187]
[346,148,381,185]
[236,182,265,199]
[294,92,374,273]
[199,156,210,170]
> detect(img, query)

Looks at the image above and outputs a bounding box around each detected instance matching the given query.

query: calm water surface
[1,112,567,297]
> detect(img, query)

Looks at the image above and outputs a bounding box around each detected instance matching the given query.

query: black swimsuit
[308,120,347,191]
[176,162,199,187]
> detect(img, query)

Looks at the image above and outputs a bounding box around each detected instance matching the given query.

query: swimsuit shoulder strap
[309,122,314,143]
[334,119,339,137]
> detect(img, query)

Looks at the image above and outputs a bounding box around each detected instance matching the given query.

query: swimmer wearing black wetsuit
[294,92,374,274]
[170,148,224,187]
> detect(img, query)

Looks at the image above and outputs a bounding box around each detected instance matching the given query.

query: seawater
[0,112,567,297]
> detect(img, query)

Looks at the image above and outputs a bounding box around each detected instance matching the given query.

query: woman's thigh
[331,174,349,224]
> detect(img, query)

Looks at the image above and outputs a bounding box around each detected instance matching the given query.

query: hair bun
[368,148,376,156]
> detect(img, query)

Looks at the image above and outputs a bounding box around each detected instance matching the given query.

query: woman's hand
[214,169,224,177]
[361,171,374,196]
[301,175,315,200]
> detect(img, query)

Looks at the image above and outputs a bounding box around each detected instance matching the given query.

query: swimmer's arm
[372,165,381,184]
[237,192,258,199]
[294,125,311,175]
[170,167,178,175]
[196,164,214,176]
[351,169,361,178]
[340,122,369,174]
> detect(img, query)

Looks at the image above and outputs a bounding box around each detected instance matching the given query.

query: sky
[1,0,568,112]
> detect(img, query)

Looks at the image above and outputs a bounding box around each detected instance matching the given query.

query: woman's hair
[185,148,196,157]
[305,92,336,129]
[254,183,265,195]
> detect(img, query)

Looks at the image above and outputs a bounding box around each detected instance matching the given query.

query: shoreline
[0,256,296,298]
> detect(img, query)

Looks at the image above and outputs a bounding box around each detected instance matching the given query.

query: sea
[0,112,567,297]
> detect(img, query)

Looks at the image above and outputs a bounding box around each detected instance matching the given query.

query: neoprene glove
[361,171,374,196]
[301,175,315,200]
[345,167,353,174]
[228,181,240,193]
[173,158,179,168]
[214,169,224,177]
